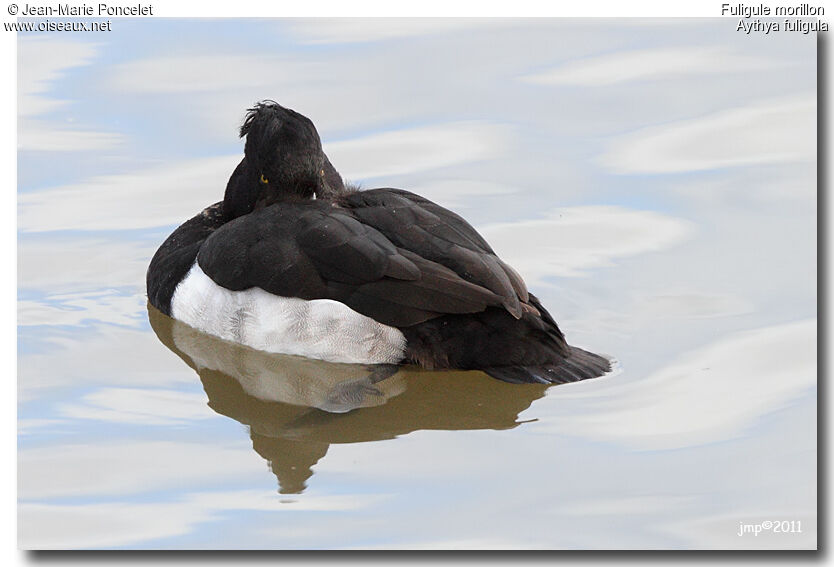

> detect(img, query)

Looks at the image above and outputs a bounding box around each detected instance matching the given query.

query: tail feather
[483,346,611,385]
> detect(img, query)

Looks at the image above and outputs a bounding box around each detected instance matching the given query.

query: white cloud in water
[522,46,777,86]
[18,124,123,152]
[600,95,815,174]
[109,54,322,93]
[18,290,147,328]
[18,37,124,151]
[57,387,217,425]
[325,121,509,181]
[19,121,509,232]
[18,440,262,500]
[20,490,382,549]
[537,319,816,450]
[18,326,195,401]
[479,205,694,282]
[19,236,155,292]
[286,18,510,44]
[18,154,240,232]
[18,37,99,117]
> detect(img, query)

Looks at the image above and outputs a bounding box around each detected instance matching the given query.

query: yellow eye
[320,169,325,176]
[260,174,269,184]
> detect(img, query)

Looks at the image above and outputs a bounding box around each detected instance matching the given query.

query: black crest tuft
[237,100,323,171]
[240,100,282,139]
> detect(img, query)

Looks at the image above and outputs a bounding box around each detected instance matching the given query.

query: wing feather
[196,200,511,327]
[342,189,527,318]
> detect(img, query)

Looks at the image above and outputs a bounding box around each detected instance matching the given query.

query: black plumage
[147,202,225,315]
[146,101,611,384]
[196,198,507,327]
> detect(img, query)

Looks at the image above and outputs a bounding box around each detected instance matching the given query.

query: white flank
[170,263,406,365]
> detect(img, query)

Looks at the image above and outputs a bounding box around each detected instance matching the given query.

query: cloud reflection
[20,501,212,549]
[18,121,508,232]
[325,122,509,181]
[286,18,511,44]
[19,38,99,116]
[18,291,146,328]
[522,47,776,86]
[480,206,693,282]
[58,387,217,425]
[19,440,263,500]
[20,490,384,549]
[18,326,196,401]
[601,95,815,174]
[538,320,816,450]
[18,38,123,152]
[18,154,240,232]
[110,55,321,94]
[19,236,154,290]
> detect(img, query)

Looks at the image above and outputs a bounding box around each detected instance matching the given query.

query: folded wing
[197,194,531,327]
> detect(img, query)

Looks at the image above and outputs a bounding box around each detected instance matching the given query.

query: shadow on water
[148,305,551,495]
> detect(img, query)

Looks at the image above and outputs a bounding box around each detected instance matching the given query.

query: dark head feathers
[241,101,320,163]
[227,101,333,205]
[239,100,320,147]
[238,100,324,179]
[240,100,283,139]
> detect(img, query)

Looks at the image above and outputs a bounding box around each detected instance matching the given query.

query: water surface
[17,18,816,549]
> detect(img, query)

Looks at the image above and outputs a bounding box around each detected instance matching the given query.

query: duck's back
[147,191,611,383]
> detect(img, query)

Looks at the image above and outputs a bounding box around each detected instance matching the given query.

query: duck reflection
[148,305,550,494]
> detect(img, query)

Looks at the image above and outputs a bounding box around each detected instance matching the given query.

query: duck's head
[224,101,344,218]
[241,100,328,198]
